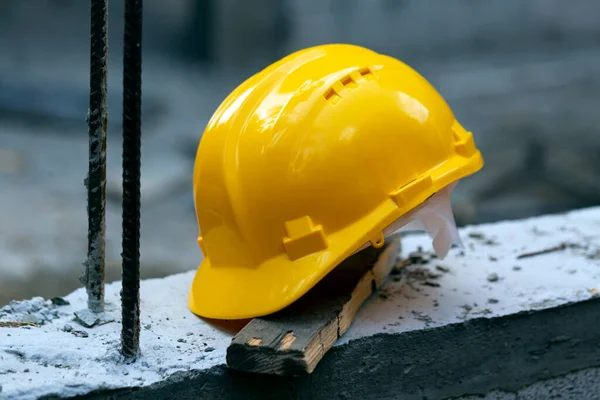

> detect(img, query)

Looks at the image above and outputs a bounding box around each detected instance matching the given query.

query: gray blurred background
[1,0,599,305]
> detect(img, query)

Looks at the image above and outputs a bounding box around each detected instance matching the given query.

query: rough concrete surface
[1,207,599,399]
[457,367,600,399]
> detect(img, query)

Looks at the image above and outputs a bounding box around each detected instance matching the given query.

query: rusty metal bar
[121,0,143,358]
[83,0,109,314]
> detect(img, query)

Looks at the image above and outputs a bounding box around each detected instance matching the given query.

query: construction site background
[1,0,599,305]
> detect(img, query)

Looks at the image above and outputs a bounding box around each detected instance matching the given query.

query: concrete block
[458,367,600,399]
[1,207,600,399]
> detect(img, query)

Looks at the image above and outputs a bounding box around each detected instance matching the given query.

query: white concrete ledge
[1,207,600,400]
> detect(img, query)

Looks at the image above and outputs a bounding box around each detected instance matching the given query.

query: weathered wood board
[226,233,402,376]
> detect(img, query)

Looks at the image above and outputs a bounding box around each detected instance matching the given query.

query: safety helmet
[189,44,483,320]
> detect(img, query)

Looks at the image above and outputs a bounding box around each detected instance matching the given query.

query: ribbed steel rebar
[120,0,143,358]
[84,0,109,314]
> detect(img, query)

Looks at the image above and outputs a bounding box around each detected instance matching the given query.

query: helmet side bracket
[283,216,328,261]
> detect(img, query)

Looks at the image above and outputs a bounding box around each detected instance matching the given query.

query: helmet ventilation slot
[324,67,374,103]
[358,67,373,78]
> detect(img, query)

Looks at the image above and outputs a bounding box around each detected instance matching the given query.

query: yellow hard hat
[189,44,483,320]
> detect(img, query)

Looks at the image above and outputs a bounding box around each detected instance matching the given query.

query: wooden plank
[226,233,402,376]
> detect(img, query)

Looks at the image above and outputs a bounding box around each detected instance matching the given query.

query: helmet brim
[189,150,483,320]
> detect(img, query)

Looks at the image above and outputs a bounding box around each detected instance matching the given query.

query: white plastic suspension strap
[358,181,463,259]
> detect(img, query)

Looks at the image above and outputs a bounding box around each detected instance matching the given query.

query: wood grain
[226,233,402,376]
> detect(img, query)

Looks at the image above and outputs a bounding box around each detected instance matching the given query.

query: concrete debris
[586,249,600,260]
[393,247,438,274]
[468,232,485,240]
[427,272,442,280]
[405,268,433,282]
[471,308,493,316]
[513,265,522,271]
[0,297,64,326]
[71,330,89,338]
[73,308,101,328]
[407,247,437,264]
[487,273,500,282]
[488,298,499,304]
[5,349,26,360]
[2,297,46,315]
[411,311,433,325]
[63,324,73,332]
[20,314,44,325]
[0,369,17,375]
[435,265,450,273]
[457,305,474,320]
[51,297,70,306]
[394,259,450,292]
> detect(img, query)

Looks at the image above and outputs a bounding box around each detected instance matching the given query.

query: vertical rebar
[84,0,109,314]
[121,0,143,358]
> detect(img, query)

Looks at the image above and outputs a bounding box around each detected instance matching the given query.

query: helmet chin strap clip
[354,181,463,259]
[369,232,385,249]
[385,181,463,260]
